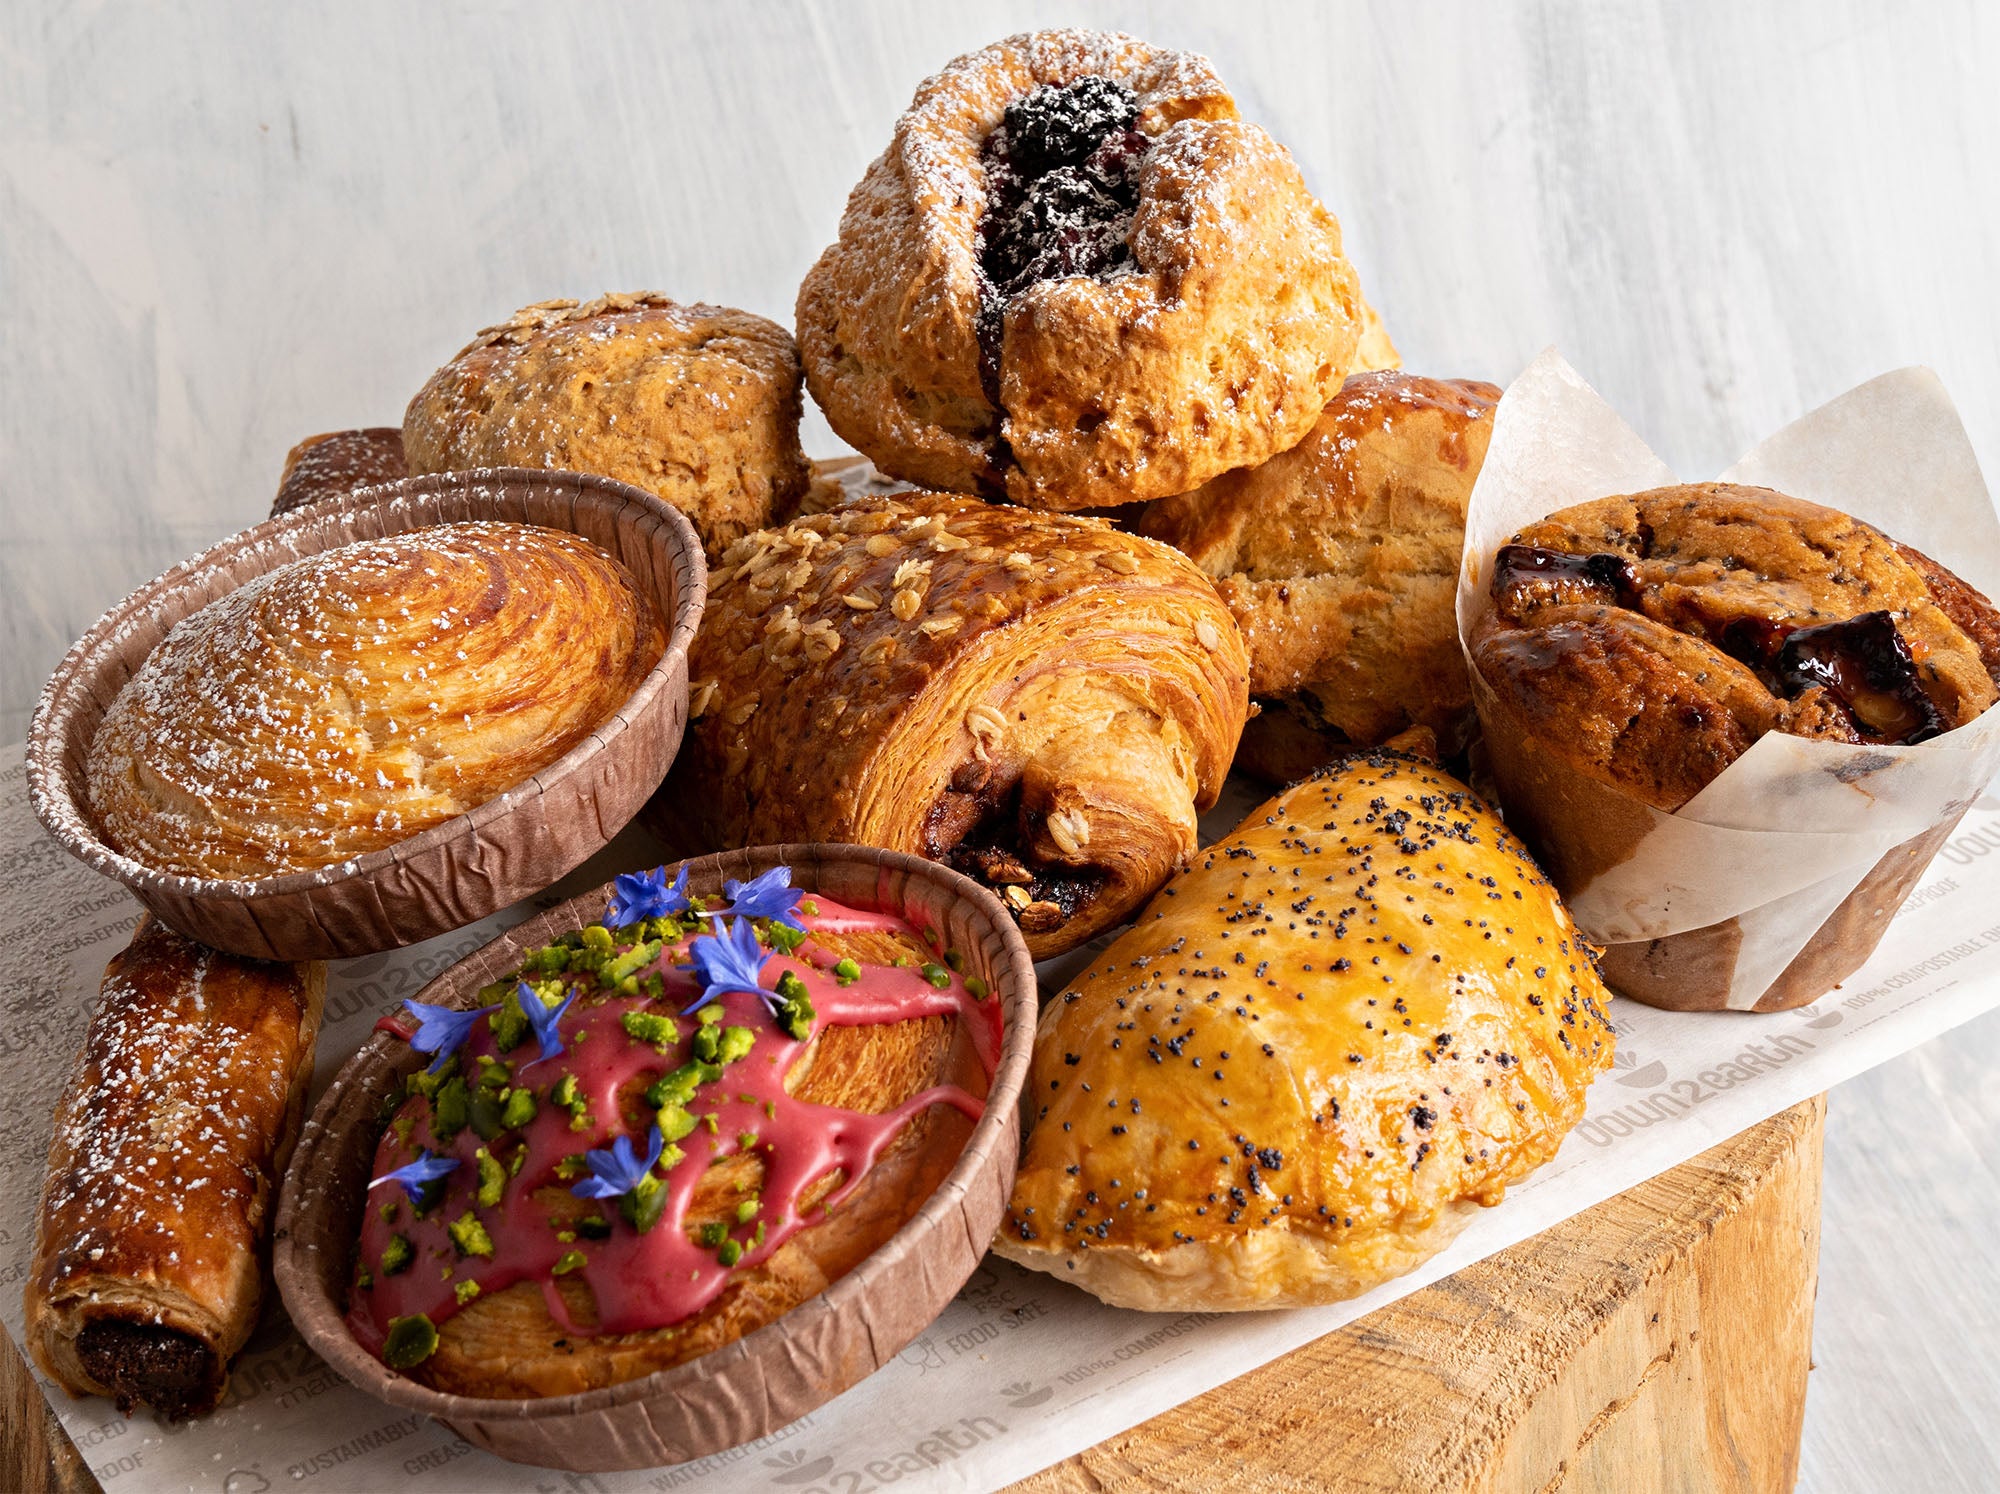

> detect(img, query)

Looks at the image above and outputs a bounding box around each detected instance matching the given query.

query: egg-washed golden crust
[796,28,1364,510]
[1140,371,1499,775]
[666,492,1248,958]
[997,750,1613,1310]
[271,428,408,518]
[412,926,982,1400]
[27,918,323,1418]
[404,294,812,560]
[1471,484,2000,811]
[86,521,665,880]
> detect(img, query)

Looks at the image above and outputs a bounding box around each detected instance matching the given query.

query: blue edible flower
[570,1126,664,1201]
[721,866,805,931]
[402,998,499,1073]
[605,864,691,928]
[369,1150,458,1204]
[681,917,771,1017]
[516,982,577,1069]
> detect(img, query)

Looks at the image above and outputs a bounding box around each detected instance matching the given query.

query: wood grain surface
[0,1101,1825,1494]
[1008,1099,1824,1494]
[5,5,1997,1488]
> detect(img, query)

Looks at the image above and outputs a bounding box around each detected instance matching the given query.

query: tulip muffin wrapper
[1457,351,2000,1010]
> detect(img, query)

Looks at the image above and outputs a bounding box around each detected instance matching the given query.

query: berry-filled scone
[797,29,1371,511]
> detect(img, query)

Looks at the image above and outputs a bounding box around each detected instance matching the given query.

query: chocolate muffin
[1471,482,2000,811]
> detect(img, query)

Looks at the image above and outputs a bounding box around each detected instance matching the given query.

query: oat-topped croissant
[659,494,1248,958]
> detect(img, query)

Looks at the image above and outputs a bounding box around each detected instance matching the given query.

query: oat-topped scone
[405,294,812,560]
[657,492,1248,958]
[1471,483,2000,811]
[797,29,1373,510]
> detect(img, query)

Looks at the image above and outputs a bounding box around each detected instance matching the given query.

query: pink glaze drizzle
[348,894,1000,1354]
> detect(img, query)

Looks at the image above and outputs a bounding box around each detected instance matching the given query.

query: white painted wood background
[4,1,1997,1487]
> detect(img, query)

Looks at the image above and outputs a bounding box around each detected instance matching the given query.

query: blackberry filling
[976,76,1147,409]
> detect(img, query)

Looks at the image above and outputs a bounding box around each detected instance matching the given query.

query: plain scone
[1140,371,1499,780]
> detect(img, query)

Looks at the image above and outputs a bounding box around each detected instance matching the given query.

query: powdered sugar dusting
[84,521,664,880]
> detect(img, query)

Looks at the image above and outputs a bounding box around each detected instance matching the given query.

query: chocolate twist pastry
[87,521,665,880]
[27,917,324,1417]
[664,493,1248,957]
[797,29,1367,511]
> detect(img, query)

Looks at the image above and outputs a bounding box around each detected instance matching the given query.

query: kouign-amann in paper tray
[1457,351,2000,1011]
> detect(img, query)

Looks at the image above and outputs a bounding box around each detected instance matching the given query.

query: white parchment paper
[6,741,2000,1491]
[1456,353,2000,1007]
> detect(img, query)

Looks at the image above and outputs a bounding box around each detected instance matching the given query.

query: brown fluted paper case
[1458,352,2000,1010]
[25,469,706,962]
[272,844,1038,1472]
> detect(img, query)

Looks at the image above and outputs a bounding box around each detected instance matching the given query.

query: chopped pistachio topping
[965,975,990,1002]
[551,1074,579,1109]
[476,1150,506,1209]
[734,1198,759,1224]
[696,1221,728,1248]
[717,1026,756,1064]
[656,1102,698,1143]
[691,1024,722,1064]
[379,1234,414,1276]
[717,1239,743,1268]
[490,990,531,1052]
[833,958,861,987]
[382,1314,438,1369]
[500,1087,537,1130]
[576,1215,613,1240]
[447,1211,495,1259]
[468,1088,508,1141]
[696,1004,724,1028]
[582,924,614,954]
[921,963,952,989]
[553,1249,587,1276]
[764,921,808,955]
[620,1174,668,1234]
[945,949,966,972]
[453,1279,481,1305]
[355,1266,374,1290]
[431,1077,471,1142]
[622,1009,677,1049]
[476,1055,513,1089]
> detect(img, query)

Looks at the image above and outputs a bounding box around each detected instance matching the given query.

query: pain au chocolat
[661,493,1248,959]
[86,520,665,880]
[1140,371,1500,780]
[797,29,1372,511]
[999,747,1613,1309]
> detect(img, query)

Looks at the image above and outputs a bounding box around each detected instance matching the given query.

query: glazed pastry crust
[27,918,324,1417]
[797,29,1364,510]
[1141,372,1498,774]
[666,492,1248,958]
[87,521,665,879]
[1471,483,2000,811]
[404,294,811,559]
[997,750,1614,1310]
[271,428,408,518]
[409,925,983,1399]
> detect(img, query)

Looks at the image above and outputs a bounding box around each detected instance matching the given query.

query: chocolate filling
[75,1317,223,1420]
[1774,612,1946,742]
[1491,544,1642,616]
[922,776,1105,935]
[1492,545,1949,744]
[975,76,1146,416]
